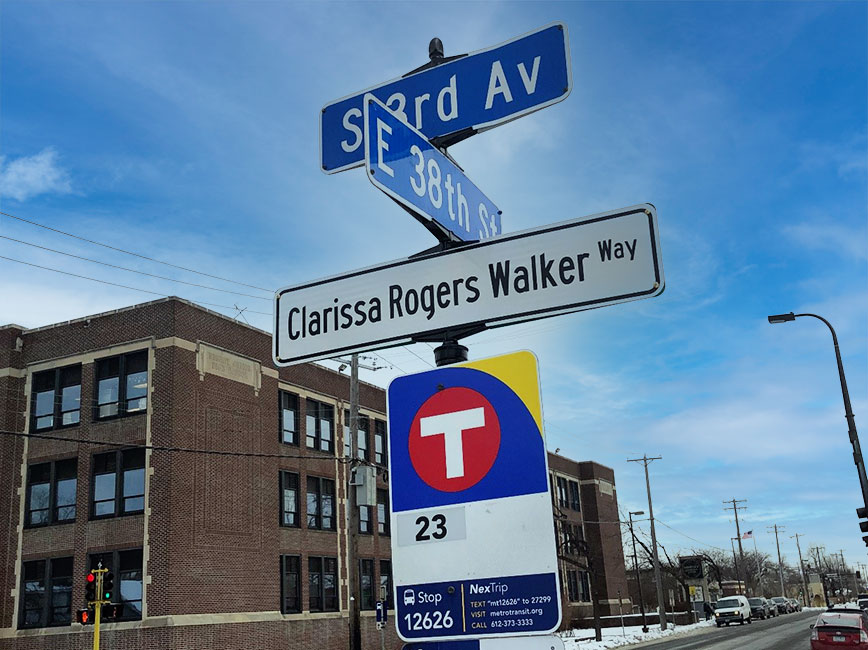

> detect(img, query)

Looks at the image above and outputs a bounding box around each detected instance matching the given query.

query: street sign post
[321,23,571,173]
[273,204,664,366]
[387,351,560,641]
[364,94,501,241]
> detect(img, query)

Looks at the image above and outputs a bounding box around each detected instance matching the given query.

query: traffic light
[85,572,96,603]
[103,572,114,601]
[857,507,868,546]
[101,603,123,620]
[76,608,95,625]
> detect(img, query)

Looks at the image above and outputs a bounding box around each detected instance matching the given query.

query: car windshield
[748,599,763,605]
[772,597,787,603]
[816,614,863,628]
[717,598,740,608]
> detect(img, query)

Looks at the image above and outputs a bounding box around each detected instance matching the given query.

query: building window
[280,391,299,445]
[279,471,299,527]
[280,555,301,613]
[379,559,392,609]
[95,350,148,419]
[26,459,77,527]
[556,477,569,509]
[569,480,580,511]
[359,505,371,534]
[308,557,338,611]
[579,570,591,602]
[377,489,390,536]
[91,448,145,518]
[31,365,81,431]
[566,569,580,602]
[306,476,335,530]
[19,556,73,628]
[549,474,556,505]
[374,420,387,465]
[343,410,369,460]
[306,399,334,453]
[88,550,143,620]
[360,559,375,610]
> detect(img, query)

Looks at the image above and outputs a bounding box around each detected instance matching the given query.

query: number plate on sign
[397,507,467,546]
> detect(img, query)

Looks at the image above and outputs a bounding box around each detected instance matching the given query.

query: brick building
[0,297,629,648]
[548,454,631,626]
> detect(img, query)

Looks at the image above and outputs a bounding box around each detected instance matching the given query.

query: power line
[402,344,434,368]
[0,235,271,301]
[654,520,728,552]
[0,255,272,316]
[0,210,273,293]
[0,428,352,461]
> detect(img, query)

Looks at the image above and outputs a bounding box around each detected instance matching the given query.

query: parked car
[790,598,803,612]
[770,596,791,614]
[714,595,752,627]
[749,597,773,620]
[811,611,868,649]
[858,597,868,611]
[827,606,866,615]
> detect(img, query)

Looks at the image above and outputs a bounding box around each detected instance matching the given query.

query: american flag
[742,530,753,539]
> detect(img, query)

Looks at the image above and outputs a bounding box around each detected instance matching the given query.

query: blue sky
[1,2,866,575]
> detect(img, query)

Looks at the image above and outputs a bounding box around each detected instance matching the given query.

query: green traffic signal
[103,572,114,601]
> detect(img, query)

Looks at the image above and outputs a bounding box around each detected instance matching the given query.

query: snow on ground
[559,607,832,649]
[559,619,716,649]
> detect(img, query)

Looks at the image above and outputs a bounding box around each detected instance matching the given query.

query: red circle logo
[408,387,501,492]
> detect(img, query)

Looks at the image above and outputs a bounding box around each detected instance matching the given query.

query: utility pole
[628,455,666,631]
[336,353,384,650]
[628,510,649,633]
[768,525,786,596]
[723,499,748,594]
[791,534,810,607]
[812,545,831,606]
[730,538,743,594]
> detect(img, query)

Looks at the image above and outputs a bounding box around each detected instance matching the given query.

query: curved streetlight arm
[780,313,866,509]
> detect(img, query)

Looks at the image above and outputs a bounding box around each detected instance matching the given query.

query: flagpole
[752,534,762,595]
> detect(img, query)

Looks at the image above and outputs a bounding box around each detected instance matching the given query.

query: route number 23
[415,513,447,541]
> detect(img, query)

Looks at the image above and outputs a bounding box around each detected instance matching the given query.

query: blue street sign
[321,23,571,173]
[376,600,388,623]
[364,94,501,241]
[387,352,561,642]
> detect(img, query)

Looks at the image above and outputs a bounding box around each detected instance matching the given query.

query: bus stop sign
[387,351,561,641]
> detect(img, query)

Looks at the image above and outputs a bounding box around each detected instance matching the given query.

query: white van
[714,595,752,627]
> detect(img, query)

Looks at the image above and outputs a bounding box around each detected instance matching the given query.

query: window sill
[23,519,76,530]
[93,410,147,424]
[89,510,144,522]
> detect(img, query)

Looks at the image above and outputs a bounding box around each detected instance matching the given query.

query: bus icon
[403,589,415,606]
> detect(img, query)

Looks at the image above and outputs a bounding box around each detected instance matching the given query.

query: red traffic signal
[85,572,96,602]
[76,608,95,625]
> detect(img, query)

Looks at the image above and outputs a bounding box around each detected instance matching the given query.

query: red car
[811,611,868,649]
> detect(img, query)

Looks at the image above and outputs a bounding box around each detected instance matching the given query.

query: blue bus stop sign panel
[363,94,502,241]
[387,351,561,641]
[321,22,571,173]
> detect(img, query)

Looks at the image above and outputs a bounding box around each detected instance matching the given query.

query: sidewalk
[559,619,716,649]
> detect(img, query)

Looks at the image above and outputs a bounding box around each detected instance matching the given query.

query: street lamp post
[628,511,649,633]
[768,312,868,517]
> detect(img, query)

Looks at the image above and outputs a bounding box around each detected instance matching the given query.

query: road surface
[627,610,818,649]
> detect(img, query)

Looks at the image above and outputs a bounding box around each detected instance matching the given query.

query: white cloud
[783,219,868,262]
[0,148,72,202]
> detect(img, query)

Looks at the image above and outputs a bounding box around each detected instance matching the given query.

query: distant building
[0,297,630,647]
